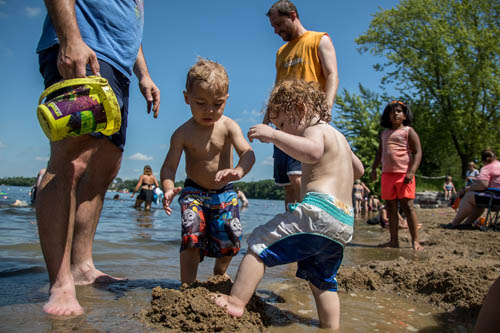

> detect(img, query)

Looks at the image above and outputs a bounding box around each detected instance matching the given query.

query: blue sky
[0,0,399,181]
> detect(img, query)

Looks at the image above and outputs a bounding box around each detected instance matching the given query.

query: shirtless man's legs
[36,135,122,316]
[71,138,123,285]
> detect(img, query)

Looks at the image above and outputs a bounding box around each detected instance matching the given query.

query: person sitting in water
[369,194,381,212]
[445,149,500,229]
[131,165,159,211]
[160,58,255,284]
[367,205,410,229]
[211,80,363,330]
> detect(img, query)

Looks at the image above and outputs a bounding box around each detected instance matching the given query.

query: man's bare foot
[43,287,84,316]
[208,293,245,317]
[72,265,125,286]
[378,241,399,248]
[412,241,424,251]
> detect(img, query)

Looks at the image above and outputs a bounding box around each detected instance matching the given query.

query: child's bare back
[301,123,354,204]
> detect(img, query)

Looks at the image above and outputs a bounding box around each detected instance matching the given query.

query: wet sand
[140,208,499,332]
[339,208,500,322]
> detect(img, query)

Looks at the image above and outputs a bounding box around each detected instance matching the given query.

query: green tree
[356,0,500,177]
[334,85,382,191]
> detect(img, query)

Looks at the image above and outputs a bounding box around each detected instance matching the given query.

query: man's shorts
[273,145,302,186]
[381,172,416,201]
[38,45,130,151]
[178,179,241,260]
[247,192,354,291]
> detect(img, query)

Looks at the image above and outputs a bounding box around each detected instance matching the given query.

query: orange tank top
[275,31,327,88]
[381,127,413,173]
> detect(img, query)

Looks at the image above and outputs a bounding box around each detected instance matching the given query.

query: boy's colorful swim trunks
[178,179,241,260]
[247,192,354,291]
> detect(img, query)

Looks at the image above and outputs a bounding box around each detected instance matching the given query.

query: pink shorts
[381,172,416,201]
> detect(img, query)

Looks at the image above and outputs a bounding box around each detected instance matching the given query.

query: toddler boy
[160,58,255,284]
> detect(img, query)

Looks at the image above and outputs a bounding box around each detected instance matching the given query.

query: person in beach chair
[444,150,500,229]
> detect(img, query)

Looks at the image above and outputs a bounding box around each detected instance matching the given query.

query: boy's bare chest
[184,131,230,157]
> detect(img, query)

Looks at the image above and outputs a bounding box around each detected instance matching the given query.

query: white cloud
[129,152,153,161]
[0,141,6,148]
[233,108,264,125]
[262,156,273,166]
[36,156,49,162]
[0,1,6,6]
[24,6,42,17]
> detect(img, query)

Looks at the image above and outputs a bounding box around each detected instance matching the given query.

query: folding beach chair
[475,188,500,229]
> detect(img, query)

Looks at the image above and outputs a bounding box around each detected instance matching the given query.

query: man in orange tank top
[266,0,339,210]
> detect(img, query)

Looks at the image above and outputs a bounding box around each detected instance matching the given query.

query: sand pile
[140,275,276,332]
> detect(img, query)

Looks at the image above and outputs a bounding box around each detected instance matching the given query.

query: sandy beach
[140,208,499,332]
[1,190,496,332]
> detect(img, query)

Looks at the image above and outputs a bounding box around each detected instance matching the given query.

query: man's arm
[133,45,160,118]
[318,35,339,111]
[44,0,99,78]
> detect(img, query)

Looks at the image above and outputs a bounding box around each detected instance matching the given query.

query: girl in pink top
[371,101,423,250]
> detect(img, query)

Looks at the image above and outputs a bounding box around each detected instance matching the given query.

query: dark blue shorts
[273,145,302,186]
[259,234,343,291]
[38,45,130,151]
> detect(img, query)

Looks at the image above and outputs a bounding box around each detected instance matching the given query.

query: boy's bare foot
[72,266,124,286]
[43,286,84,316]
[378,241,399,248]
[208,293,245,317]
[412,241,424,251]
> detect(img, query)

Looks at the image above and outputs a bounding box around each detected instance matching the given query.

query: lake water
[0,186,464,332]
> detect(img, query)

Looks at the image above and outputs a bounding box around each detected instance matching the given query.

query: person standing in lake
[131,165,159,211]
[35,0,160,316]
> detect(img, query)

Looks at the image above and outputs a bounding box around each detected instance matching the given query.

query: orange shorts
[381,172,416,201]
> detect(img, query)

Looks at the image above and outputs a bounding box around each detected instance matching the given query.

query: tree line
[110,178,285,200]
[0,177,36,187]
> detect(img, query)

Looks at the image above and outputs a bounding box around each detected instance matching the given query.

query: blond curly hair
[185,57,229,95]
[266,80,331,127]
